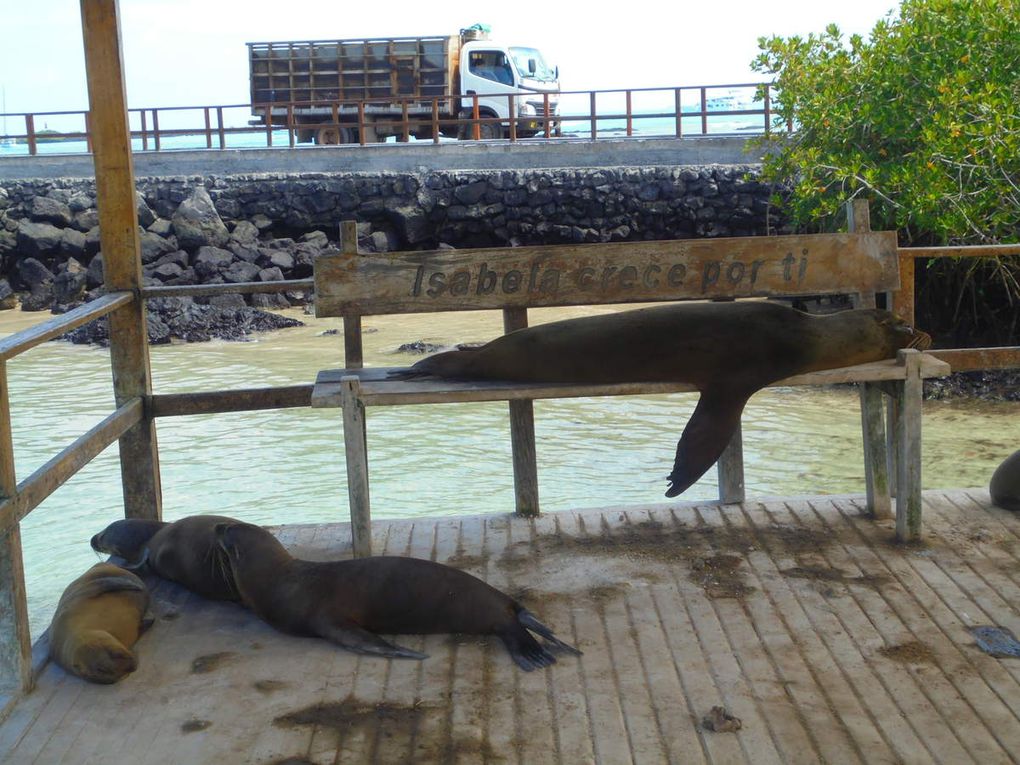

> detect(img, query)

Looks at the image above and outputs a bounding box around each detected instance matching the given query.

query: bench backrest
[315,230,899,316]
[315,212,900,367]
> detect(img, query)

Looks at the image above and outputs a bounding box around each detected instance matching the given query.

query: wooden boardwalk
[1,489,1018,764]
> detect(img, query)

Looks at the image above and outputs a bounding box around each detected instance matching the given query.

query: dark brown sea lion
[391,302,932,497]
[48,562,150,684]
[215,521,581,671]
[91,515,240,601]
[990,450,1020,512]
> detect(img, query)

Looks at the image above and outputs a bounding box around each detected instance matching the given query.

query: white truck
[247,27,560,144]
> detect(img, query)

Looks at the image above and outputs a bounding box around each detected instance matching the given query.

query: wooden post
[847,199,877,309]
[340,376,371,557]
[895,349,924,541]
[503,308,540,517]
[338,220,363,370]
[859,382,891,519]
[892,252,916,324]
[0,361,33,696]
[716,425,745,504]
[81,0,162,521]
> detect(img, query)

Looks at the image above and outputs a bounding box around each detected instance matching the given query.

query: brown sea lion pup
[391,302,932,497]
[215,521,582,671]
[48,562,150,684]
[91,515,241,601]
[990,450,1020,512]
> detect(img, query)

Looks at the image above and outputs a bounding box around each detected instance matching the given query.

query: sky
[0,0,901,116]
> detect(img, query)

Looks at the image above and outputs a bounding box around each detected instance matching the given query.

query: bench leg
[895,350,924,542]
[717,422,745,504]
[340,376,372,557]
[508,399,540,517]
[859,382,891,519]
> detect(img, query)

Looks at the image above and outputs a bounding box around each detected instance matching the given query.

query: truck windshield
[509,47,556,82]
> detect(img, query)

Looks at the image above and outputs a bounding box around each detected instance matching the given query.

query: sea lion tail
[387,347,482,381]
[665,388,753,498]
[499,626,557,671]
[517,609,583,657]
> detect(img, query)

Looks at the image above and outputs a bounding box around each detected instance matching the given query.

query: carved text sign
[315,232,899,316]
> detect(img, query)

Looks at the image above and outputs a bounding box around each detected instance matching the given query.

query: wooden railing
[892,244,1020,372]
[0,82,786,155]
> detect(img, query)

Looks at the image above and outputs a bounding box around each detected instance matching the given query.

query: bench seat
[311,356,950,407]
[313,351,950,557]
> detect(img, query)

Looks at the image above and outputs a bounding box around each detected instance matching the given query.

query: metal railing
[0,82,787,155]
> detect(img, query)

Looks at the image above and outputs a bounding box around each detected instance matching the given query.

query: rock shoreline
[0,166,781,343]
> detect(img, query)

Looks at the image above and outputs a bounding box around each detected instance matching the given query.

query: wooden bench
[311,204,950,556]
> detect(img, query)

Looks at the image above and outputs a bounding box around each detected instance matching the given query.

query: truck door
[461,49,516,137]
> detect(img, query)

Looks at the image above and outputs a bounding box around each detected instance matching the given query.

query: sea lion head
[872,310,932,351]
[91,518,167,566]
[70,633,138,684]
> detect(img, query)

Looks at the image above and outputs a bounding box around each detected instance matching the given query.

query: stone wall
[0,165,784,315]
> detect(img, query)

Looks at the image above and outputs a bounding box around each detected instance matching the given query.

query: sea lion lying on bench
[215,521,581,671]
[391,302,931,497]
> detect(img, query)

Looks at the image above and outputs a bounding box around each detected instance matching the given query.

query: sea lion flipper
[665,387,753,498]
[319,621,428,661]
[517,610,582,656]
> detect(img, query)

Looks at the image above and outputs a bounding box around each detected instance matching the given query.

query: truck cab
[459,40,560,138]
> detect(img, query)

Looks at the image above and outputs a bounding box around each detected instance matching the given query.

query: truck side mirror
[554,65,559,80]
[528,58,537,75]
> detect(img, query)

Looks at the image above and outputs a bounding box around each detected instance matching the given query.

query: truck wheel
[477,122,503,140]
[315,126,355,145]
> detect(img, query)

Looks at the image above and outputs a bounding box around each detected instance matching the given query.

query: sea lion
[391,302,932,497]
[990,450,1020,512]
[48,562,150,684]
[215,521,582,671]
[91,515,241,601]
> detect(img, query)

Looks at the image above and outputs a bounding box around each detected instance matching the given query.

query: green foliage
[752,0,1020,245]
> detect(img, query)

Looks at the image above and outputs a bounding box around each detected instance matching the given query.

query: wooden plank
[899,244,1020,259]
[139,279,313,299]
[81,0,162,522]
[895,350,923,541]
[311,356,950,409]
[0,292,133,362]
[314,232,901,316]
[503,308,539,517]
[340,377,371,557]
[929,346,1020,372]
[619,509,708,764]
[696,505,822,764]
[781,500,981,764]
[738,502,936,763]
[150,386,312,417]
[822,498,1018,761]
[715,504,871,764]
[859,382,891,519]
[0,364,31,699]
[529,512,596,765]
[0,398,143,537]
